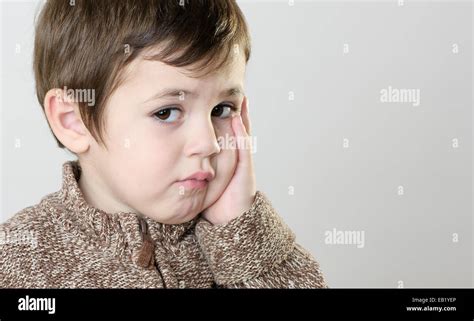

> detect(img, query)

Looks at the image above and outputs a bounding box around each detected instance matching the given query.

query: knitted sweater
[0,161,328,288]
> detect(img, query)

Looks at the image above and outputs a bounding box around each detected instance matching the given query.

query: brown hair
[33,0,251,149]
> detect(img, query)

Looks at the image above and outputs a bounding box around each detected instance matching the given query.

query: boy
[0,0,328,288]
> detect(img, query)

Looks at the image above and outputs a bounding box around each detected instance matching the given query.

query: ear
[44,88,91,154]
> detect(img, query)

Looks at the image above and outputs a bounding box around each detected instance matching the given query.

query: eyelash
[152,103,239,124]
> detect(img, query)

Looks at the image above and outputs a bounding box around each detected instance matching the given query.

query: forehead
[119,48,247,100]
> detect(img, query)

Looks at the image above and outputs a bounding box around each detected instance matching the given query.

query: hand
[201,96,257,226]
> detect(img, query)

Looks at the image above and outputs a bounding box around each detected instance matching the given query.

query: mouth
[176,178,209,190]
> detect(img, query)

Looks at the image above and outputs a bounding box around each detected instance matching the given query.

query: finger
[240,96,251,135]
[232,114,253,167]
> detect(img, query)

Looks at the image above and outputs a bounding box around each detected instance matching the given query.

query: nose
[183,116,221,158]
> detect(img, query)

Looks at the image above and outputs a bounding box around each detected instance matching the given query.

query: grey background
[0,0,472,288]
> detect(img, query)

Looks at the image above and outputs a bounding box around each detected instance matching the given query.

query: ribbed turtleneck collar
[57,160,198,253]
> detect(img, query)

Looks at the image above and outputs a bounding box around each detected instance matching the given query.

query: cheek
[203,145,237,204]
[206,121,239,188]
[217,146,238,180]
[104,126,180,192]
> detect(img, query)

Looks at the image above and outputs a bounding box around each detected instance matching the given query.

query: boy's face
[81,50,246,224]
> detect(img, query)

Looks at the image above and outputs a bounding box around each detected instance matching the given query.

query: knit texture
[0,161,328,288]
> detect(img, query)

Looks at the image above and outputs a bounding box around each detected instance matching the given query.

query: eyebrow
[143,86,245,104]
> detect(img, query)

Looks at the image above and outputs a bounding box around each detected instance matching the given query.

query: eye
[153,107,182,123]
[211,104,238,119]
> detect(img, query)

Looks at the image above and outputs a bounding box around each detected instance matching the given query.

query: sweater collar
[58,160,198,249]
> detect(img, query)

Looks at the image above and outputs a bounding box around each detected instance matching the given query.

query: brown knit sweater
[0,161,328,288]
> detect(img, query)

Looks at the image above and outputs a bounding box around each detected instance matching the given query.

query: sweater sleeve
[194,191,328,288]
[0,209,44,288]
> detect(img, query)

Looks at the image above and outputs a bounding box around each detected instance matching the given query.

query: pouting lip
[179,171,214,182]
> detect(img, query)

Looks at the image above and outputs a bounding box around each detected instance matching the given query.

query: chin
[165,216,198,225]
[166,210,201,224]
